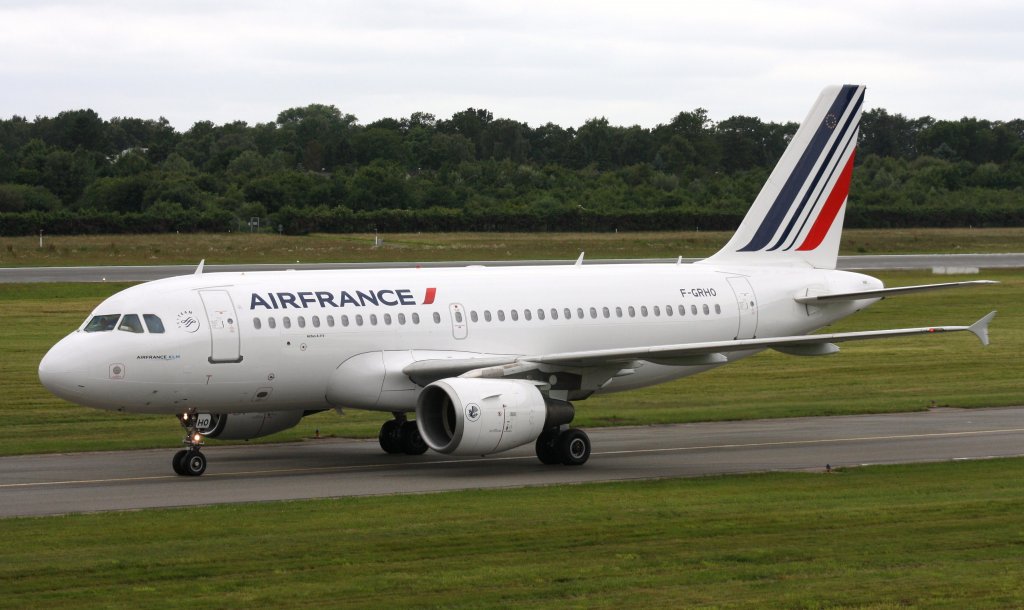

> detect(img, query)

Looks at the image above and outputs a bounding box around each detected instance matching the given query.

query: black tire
[558,428,591,466]
[172,449,188,476]
[378,419,404,454]
[535,428,561,465]
[184,451,207,476]
[400,421,429,455]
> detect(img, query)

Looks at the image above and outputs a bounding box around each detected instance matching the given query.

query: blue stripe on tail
[738,85,861,252]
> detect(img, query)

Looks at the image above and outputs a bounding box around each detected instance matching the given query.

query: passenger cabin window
[551,308,558,320]
[342,315,350,327]
[312,315,321,328]
[298,316,306,328]
[679,305,686,316]
[511,310,519,321]
[470,311,478,323]
[283,317,292,329]
[253,317,262,330]
[327,315,335,327]
[703,304,710,315]
[118,314,144,333]
[484,310,492,322]
[143,314,165,333]
[432,312,441,324]
[384,313,392,325]
[537,309,545,320]
[85,314,120,333]
[268,317,277,329]
[691,305,698,315]
[640,306,648,317]
[412,313,420,324]
[497,310,506,322]
[714,304,722,314]
[398,313,407,325]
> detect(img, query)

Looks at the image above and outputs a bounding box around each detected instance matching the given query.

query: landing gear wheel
[400,421,428,455]
[172,449,189,476]
[535,428,562,465]
[378,419,404,454]
[174,409,209,476]
[183,450,207,476]
[558,428,591,466]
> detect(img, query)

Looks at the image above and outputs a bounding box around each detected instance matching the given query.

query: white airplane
[39,85,997,477]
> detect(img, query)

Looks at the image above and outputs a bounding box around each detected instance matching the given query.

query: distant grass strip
[2,227,1024,267]
[0,269,1019,456]
[1,458,1023,608]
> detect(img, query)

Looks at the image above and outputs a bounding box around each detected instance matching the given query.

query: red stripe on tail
[797,150,856,252]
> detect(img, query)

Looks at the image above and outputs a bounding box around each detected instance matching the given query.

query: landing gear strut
[173,410,208,476]
[379,413,428,455]
[536,426,591,466]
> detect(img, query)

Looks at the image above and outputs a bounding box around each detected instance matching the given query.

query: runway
[1,253,1022,283]
[2,406,1022,518]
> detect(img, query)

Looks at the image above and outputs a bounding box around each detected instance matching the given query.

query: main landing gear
[173,410,208,477]
[378,413,428,455]
[535,426,591,466]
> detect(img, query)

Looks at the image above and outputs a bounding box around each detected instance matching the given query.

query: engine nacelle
[194,410,304,440]
[415,378,574,456]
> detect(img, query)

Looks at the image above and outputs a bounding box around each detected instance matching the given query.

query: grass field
[2,227,1024,267]
[0,269,1017,456]
[1,458,1023,608]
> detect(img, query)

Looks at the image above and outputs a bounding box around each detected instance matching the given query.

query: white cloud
[0,0,1021,128]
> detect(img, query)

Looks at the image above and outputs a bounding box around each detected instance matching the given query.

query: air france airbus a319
[39,85,998,476]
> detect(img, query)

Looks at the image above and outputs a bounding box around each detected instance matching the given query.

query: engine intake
[415,378,573,455]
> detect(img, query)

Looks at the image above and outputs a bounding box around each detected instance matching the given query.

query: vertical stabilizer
[702,85,865,269]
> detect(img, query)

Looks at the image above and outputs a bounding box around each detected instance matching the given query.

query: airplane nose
[38,336,87,402]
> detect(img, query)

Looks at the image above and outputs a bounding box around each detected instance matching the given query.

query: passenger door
[199,289,243,363]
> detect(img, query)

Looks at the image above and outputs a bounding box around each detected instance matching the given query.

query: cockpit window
[84,314,120,332]
[143,314,165,334]
[118,314,144,333]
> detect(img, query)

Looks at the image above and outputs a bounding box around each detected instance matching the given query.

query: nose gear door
[199,289,243,363]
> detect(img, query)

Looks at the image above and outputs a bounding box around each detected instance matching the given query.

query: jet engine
[193,410,304,440]
[415,378,574,455]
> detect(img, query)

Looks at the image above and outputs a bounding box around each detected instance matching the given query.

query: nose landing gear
[173,410,208,476]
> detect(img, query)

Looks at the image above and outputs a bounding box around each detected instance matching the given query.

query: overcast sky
[1,0,1021,130]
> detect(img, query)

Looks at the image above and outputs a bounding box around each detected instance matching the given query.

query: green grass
[2,458,1023,608]
[0,269,1018,456]
[2,227,1023,267]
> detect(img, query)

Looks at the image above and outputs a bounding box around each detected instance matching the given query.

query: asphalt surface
[1,253,1022,283]
[2,406,1022,518]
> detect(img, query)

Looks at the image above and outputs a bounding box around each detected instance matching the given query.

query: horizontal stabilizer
[794,280,999,304]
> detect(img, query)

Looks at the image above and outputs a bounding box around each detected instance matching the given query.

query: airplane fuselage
[39,262,881,415]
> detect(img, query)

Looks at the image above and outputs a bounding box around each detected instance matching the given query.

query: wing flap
[525,312,996,367]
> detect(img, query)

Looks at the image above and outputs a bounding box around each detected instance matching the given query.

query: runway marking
[2,427,1023,490]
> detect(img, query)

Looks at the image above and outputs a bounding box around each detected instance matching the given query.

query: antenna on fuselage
[194,259,205,275]
[574,252,584,266]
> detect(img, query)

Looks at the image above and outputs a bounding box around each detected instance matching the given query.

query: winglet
[968,311,997,346]
[575,252,585,266]
[194,259,205,275]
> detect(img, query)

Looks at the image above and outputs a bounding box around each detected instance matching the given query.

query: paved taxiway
[2,406,1021,518]
[1,253,1022,283]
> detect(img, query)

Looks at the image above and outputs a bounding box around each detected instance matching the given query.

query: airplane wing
[795,280,998,303]
[404,312,996,384]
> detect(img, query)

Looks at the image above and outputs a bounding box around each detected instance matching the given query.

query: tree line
[0,102,1022,235]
